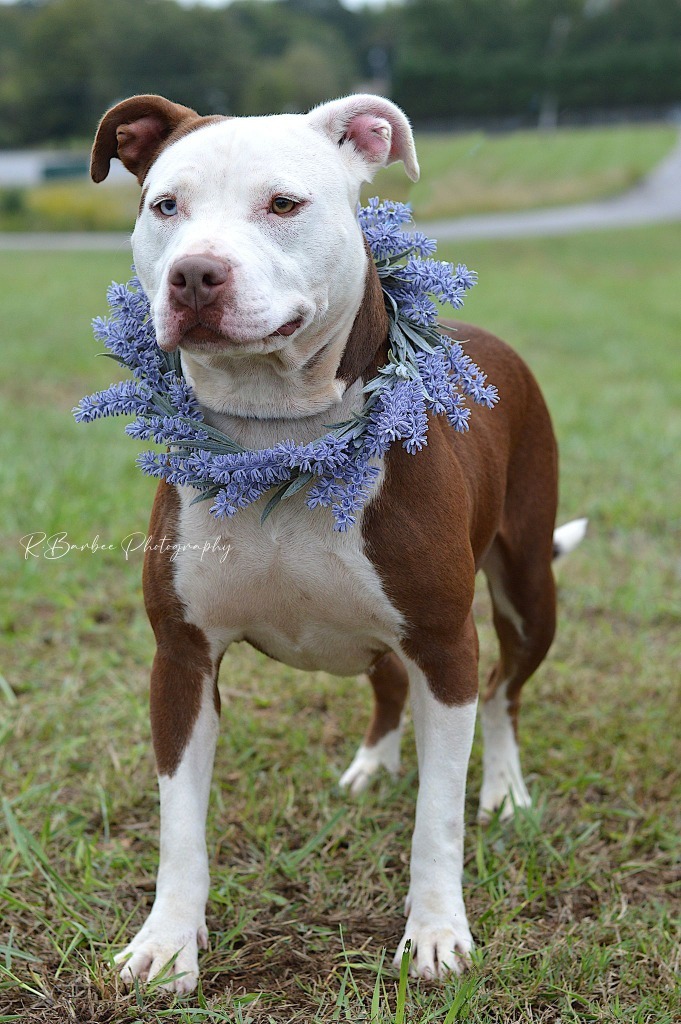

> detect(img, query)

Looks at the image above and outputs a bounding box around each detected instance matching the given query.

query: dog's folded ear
[90,95,200,185]
[307,94,420,183]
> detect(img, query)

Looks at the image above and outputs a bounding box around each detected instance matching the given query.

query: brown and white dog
[89,93,586,993]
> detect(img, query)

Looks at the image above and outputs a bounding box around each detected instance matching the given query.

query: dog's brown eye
[271,197,297,215]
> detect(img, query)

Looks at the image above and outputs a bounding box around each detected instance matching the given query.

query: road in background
[1,133,680,249]
[419,134,681,241]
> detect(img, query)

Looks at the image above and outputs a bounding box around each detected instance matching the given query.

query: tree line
[1,0,680,148]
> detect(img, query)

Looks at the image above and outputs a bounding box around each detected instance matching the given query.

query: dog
[89,93,586,993]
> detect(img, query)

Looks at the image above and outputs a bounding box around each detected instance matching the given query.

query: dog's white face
[134,115,367,356]
[107,96,419,419]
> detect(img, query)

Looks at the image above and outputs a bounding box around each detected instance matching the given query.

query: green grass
[369,123,678,219]
[1,226,680,1022]
[0,122,676,232]
[0,181,140,233]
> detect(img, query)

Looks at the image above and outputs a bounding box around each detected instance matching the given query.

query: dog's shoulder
[442,319,535,387]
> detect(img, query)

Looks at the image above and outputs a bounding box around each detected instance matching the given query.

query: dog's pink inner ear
[115,116,171,182]
[309,95,419,182]
[344,113,393,167]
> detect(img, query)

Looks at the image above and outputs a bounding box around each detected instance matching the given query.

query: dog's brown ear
[90,95,199,184]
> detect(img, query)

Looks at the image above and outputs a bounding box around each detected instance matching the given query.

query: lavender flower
[75,198,495,529]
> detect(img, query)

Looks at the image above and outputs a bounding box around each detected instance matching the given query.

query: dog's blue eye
[157,198,178,217]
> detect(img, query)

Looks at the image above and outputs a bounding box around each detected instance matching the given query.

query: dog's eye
[156,198,178,217]
[270,196,297,215]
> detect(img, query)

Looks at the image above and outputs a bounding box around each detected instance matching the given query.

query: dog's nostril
[202,269,225,288]
[169,268,188,289]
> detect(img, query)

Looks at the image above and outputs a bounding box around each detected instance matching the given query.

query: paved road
[417,133,681,241]
[0,231,131,251]
[1,134,680,249]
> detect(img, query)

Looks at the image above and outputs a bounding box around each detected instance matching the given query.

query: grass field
[0,122,677,231]
[1,224,680,1023]
[371,123,679,219]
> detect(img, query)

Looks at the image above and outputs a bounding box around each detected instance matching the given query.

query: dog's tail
[552,517,588,560]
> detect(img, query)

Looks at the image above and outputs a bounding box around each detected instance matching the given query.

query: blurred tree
[1,0,681,145]
[230,0,357,113]
[242,39,354,114]
[12,0,260,143]
[391,0,681,122]
[0,2,29,146]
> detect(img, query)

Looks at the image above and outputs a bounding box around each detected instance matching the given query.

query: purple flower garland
[74,199,497,531]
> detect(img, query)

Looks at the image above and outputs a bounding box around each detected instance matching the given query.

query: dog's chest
[171,486,403,675]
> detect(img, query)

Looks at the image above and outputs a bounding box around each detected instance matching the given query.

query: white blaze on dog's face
[92,95,418,417]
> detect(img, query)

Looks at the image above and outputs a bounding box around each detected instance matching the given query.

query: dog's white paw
[393,916,473,980]
[339,728,401,795]
[478,775,532,824]
[339,750,384,794]
[114,917,208,995]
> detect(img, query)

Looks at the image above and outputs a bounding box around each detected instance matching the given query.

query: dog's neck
[336,246,389,388]
[181,257,389,448]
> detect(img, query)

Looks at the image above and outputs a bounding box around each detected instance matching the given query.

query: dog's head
[91,95,418,373]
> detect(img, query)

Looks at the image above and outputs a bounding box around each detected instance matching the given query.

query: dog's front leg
[394,617,478,980]
[115,645,220,996]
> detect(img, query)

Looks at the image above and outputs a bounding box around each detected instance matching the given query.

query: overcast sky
[172,0,402,8]
[0,0,403,7]
[0,0,404,9]
[174,1,402,8]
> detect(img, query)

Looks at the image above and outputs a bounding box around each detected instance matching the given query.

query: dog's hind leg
[478,531,557,822]
[339,652,409,794]
[476,370,562,824]
[479,515,587,821]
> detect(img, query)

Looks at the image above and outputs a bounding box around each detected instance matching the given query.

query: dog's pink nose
[168,255,229,312]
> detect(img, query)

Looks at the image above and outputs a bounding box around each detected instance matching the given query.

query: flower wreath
[74,199,498,531]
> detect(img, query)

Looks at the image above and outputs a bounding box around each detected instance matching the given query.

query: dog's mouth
[179,317,304,351]
[269,317,303,338]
